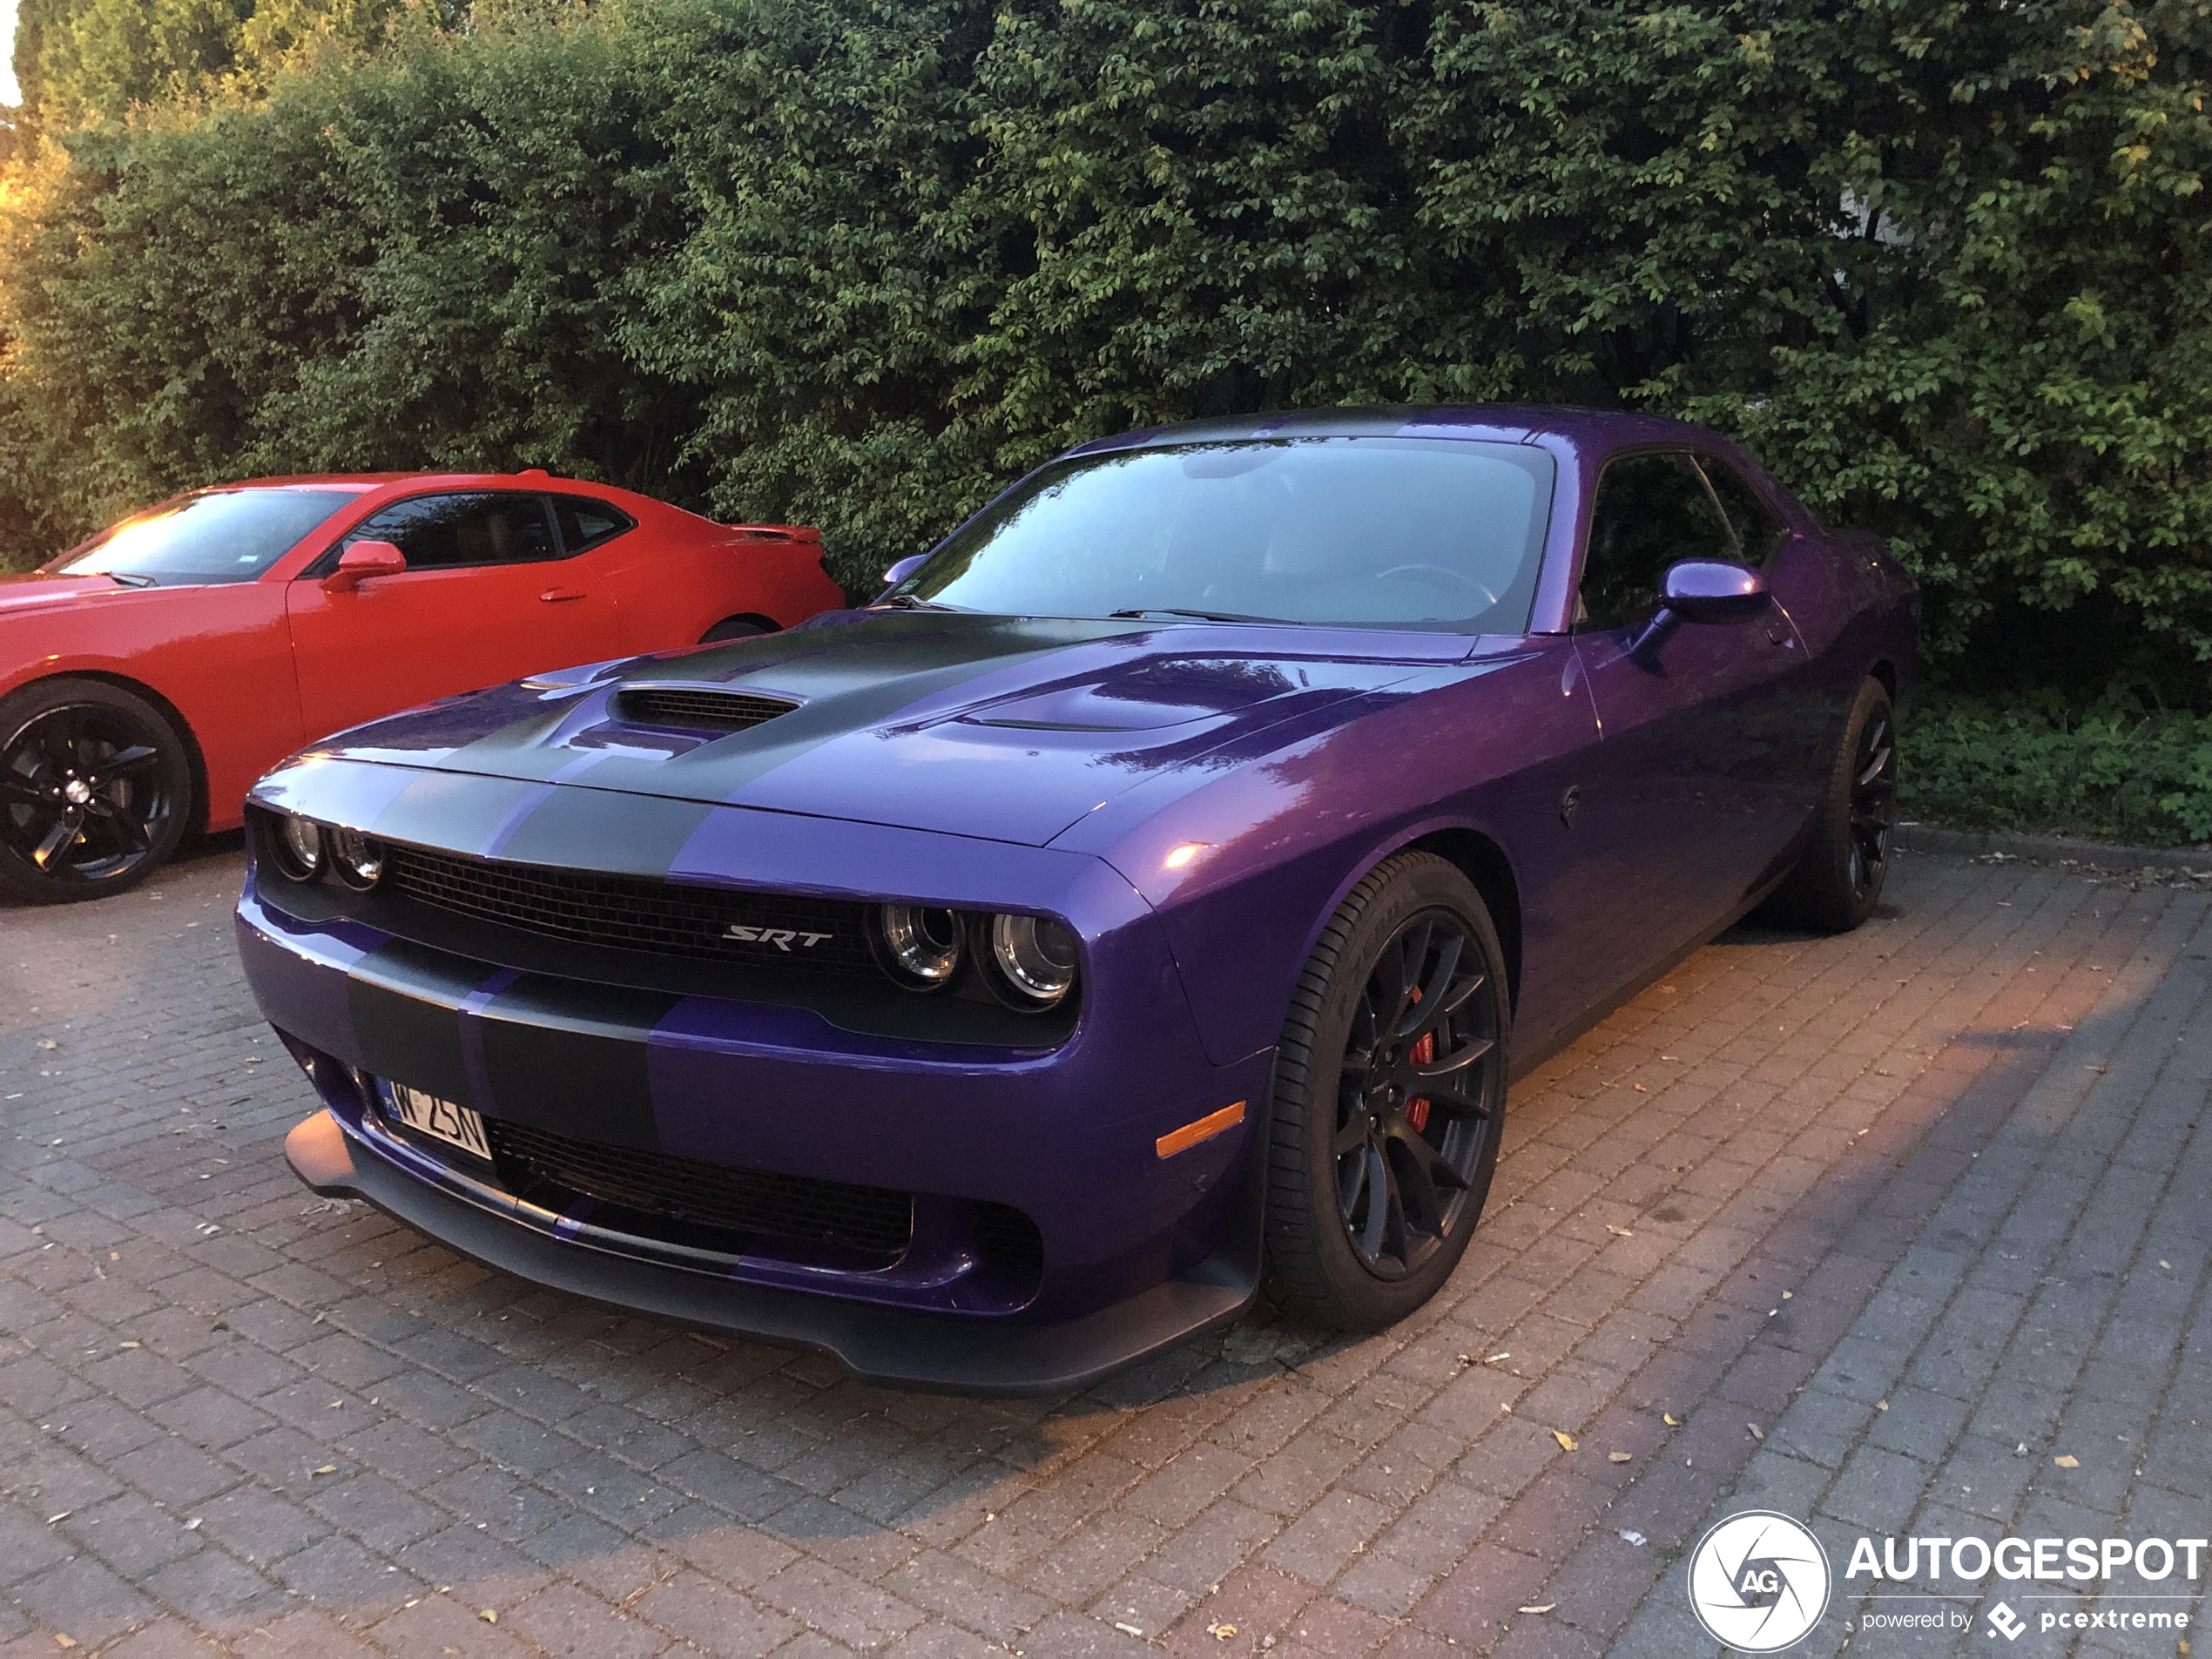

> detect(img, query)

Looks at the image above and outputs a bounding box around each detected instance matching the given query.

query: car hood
[314,610,1473,846]
[0,571,144,615]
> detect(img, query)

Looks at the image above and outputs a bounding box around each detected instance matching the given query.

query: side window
[1576,453,1736,630]
[1696,458,1791,565]
[341,493,559,571]
[551,495,636,554]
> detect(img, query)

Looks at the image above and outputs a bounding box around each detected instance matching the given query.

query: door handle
[539,588,588,604]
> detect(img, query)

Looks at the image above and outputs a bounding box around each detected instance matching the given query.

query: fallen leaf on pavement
[2054,1454,2080,1468]
[1552,1430,1578,1452]
[1608,1452,1632,1463]
[1518,1603,1555,1615]
[1663,1413,1681,1426]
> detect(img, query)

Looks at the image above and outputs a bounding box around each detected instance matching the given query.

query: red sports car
[0,472,847,902]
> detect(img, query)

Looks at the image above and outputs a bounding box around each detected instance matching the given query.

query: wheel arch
[702,612,784,642]
[1399,827,1524,1015]
[3,669,212,836]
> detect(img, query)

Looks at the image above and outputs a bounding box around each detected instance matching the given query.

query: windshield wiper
[874,594,968,611]
[105,571,158,589]
[1109,607,1300,625]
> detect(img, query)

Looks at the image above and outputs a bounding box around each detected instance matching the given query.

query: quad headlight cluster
[872,902,1080,1011]
[268,811,384,891]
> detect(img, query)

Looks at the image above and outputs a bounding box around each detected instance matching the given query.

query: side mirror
[878,553,929,597]
[1661,558,1768,624]
[323,539,408,593]
[1628,560,1768,658]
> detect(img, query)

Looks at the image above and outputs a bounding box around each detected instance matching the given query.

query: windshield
[897,437,1555,631]
[51,488,362,587]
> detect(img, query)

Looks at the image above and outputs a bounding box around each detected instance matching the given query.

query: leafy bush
[3,0,2211,688]
[1900,691,2212,847]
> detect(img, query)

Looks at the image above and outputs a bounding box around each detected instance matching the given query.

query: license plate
[386,1082,491,1161]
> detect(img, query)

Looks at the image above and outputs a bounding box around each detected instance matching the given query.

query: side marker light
[1156,1101,1247,1159]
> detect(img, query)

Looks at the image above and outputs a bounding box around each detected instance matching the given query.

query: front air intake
[615,686,799,732]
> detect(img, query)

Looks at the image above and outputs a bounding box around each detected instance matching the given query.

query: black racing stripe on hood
[432,614,1145,799]
[367,770,555,860]
[493,787,714,877]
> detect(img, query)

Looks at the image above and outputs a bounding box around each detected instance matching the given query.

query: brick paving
[1,842,2205,1658]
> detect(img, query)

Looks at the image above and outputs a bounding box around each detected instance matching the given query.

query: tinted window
[1697,458,1790,564]
[900,437,1556,631]
[51,489,359,587]
[345,493,558,571]
[552,496,634,553]
[1577,453,1737,630]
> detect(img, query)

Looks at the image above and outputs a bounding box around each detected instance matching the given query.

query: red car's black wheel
[1267,853,1507,1328]
[700,615,776,644]
[0,678,192,904]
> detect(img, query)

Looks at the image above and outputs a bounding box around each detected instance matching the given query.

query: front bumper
[286,1108,1254,1395]
[236,784,1275,1393]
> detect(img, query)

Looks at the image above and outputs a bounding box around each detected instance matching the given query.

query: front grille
[488,1119,914,1258]
[616,686,799,732]
[381,846,877,974]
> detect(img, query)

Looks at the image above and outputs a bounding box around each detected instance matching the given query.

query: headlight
[328,826,383,890]
[988,913,1079,1008]
[274,815,324,880]
[874,903,963,988]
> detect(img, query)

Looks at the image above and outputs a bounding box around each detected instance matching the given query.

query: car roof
[195,471,608,492]
[1064,404,1721,458]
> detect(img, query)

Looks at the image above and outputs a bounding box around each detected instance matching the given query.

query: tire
[1771,677,1898,933]
[0,678,192,904]
[699,616,773,644]
[1265,852,1510,1329]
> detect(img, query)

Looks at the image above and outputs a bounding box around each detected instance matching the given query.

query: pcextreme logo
[1687,1512,1833,1652]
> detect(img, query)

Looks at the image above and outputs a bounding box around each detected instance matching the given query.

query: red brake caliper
[1406,987,1433,1134]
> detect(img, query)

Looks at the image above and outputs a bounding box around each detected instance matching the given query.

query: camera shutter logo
[1686,1512,1832,1652]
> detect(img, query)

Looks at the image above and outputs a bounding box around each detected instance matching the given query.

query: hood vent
[615,685,799,733]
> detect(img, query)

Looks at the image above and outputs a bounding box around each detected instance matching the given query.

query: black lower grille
[974,1203,1045,1271]
[488,1120,914,1258]
[382,846,877,975]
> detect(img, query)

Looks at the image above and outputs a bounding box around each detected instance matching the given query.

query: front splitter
[285,1109,1254,1396]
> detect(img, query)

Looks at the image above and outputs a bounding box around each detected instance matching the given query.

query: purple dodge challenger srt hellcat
[235,406,1916,1393]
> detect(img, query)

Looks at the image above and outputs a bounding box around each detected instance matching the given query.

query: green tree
[2,0,2209,697]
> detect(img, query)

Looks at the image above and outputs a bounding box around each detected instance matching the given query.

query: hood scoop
[614,685,801,734]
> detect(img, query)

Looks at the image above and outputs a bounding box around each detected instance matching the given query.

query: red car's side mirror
[323,540,408,593]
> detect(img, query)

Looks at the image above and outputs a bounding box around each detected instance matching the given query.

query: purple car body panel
[236,405,1919,1393]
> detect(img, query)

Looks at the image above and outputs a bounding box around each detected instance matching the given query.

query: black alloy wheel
[1268,853,1509,1329]
[1335,911,1500,1278]
[1770,675,1897,934]
[1845,701,1898,904]
[0,678,191,904]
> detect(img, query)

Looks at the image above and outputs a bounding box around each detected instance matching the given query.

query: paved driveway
[1,846,2206,1659]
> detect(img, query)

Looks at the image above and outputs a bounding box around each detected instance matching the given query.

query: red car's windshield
[51,488,362,588]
